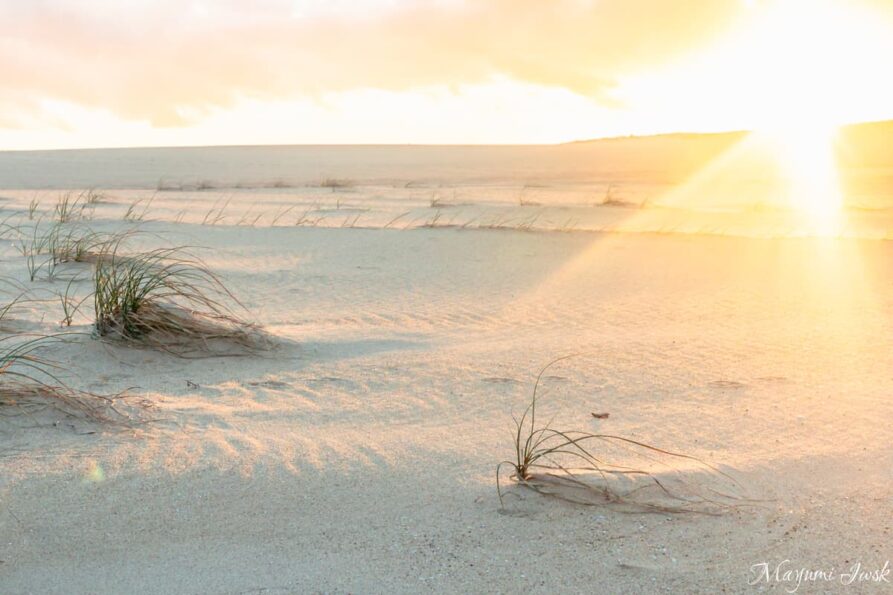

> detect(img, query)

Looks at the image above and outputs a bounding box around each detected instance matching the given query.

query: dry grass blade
[92,239,268,355]
[497,356,743,514]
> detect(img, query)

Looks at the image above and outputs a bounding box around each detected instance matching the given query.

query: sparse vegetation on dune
[58,275,90,327]
[156,178,179,192]
[2,208,268,352]
[383,211,412,229]
[498,356,742,514]
[201,197,232,225]
[160,178,295,192]
[156,179,217,192]
[83,189,105,205]
[320,178,354,191]
[340,213,363,228]
[0,210,31,240]
[0,203,273,425]
[49,226,125,266]
[420,210,443,228]
[236,208,264,227]
[518,185,543,207]
[92,240,267,355]
[270,204,297,226]
[15,222,136,282]
[429,190,470,208]
[28,197,40,220]
[596,183,645,208]
[294,208,325,227]
[53,190,100,223]
[123,195,154,222]
[17,220,51,282]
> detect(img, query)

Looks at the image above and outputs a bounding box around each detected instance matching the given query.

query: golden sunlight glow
[742,1,859,232]
[756,125,843,234]
[616,0,893,234]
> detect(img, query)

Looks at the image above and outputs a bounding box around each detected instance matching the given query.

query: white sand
[0,191,892,593]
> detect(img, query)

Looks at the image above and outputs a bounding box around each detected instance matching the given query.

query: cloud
[0,0,745,127]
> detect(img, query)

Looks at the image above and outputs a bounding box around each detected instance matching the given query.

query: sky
[2,0,893,149]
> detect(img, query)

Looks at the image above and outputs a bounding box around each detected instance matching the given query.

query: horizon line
[1,118,887,154]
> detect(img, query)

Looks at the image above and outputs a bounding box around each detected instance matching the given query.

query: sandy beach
[0,181,891,592]
[6,0,893,591]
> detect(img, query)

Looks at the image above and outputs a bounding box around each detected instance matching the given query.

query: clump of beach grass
[497,356,741,514]
[0,334,131,423]
[92,240,266,355]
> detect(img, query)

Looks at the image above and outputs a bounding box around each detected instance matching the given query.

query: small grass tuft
[497,356,742,514]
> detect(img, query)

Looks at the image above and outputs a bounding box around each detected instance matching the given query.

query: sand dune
[0,185,891,592]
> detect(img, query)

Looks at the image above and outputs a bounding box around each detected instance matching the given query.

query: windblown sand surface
[0,189,892,593]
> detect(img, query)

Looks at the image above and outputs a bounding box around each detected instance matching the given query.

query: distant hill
[570,119,893,146]
[567,130,747,145]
